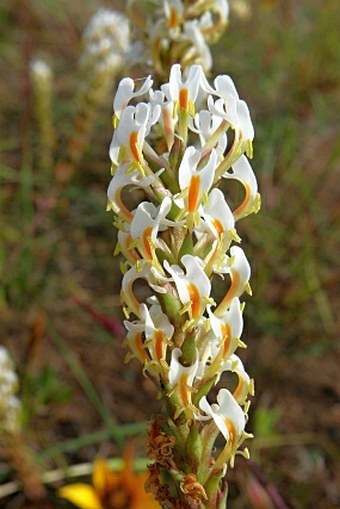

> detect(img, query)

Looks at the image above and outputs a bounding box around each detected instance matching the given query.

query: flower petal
[223,155,259,220]
[59,484,102,509]
[164,255,211,320]
[113,75,153,119]
[169,348,198,408]
[200,188,234,238]
[220,354,252,404]
[198,388,245,444]
[215,246,251,316]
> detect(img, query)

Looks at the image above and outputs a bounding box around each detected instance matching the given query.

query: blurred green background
[0,0,339,508]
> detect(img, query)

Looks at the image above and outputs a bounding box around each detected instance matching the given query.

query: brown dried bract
[180,473,208,503]
[147,420,176,468]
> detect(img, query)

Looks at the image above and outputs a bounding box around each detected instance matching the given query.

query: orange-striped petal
[188,175,201,212]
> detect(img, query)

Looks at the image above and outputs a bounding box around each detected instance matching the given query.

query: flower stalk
[30,58,55,176]
[107,61,260,508]
[56,8,130,183]
[0,346,45,501]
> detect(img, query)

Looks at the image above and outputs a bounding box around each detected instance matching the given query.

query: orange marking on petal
[224,417,237,446]
[134,332,149,362]
[153,36,162,57]
[233,183,251,219]
[179,373,190,407]
[129,131,141,163]
[154,329,164,362]
[114,190,133,221]
[179,88,189,110]
[126,234,139,262]
[215,270,240,315]
[188,283,201,319]
[188,175,201,212]
[169,7,178,29]
[142,226,153,260]
[233,375,244,401]
[212,218,224,236]
[127,281,140,316]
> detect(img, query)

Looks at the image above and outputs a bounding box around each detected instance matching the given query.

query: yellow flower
[59,452,160,509]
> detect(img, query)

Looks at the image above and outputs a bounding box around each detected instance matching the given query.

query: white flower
[124,319,150,364]
[0,346,21,435]
[124,302,175,372]
[219,354,252,404]
[110,102,160,166]
[235,99,254,146]
[165,63,204,110]
[183,21,212,71]
[30,58,52,82]
[113,75,153,119]
[81,9,130,73]
[207,75,254,149]
[142,303,174,365]
[149,88,176,150]
[117,229,141,266]
[107,163,161,221]
[206,76,238,125]
[129,198,172,262]
[214,0,230,24]
[169,348,198,410]
[223,155,259,220]
[197,0,230,32]
[121,263,154,318]
[164,0,184,29]
[198,388,245,447]
[164,255,211,321]
[200,188,235,240]
[199,297,243,381]
[208,297,243,360]
[190,109,227,155]
[178,146,217,214]
[215,246,251,316]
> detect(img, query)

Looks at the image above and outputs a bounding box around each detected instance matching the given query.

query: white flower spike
[107,60,259,507]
